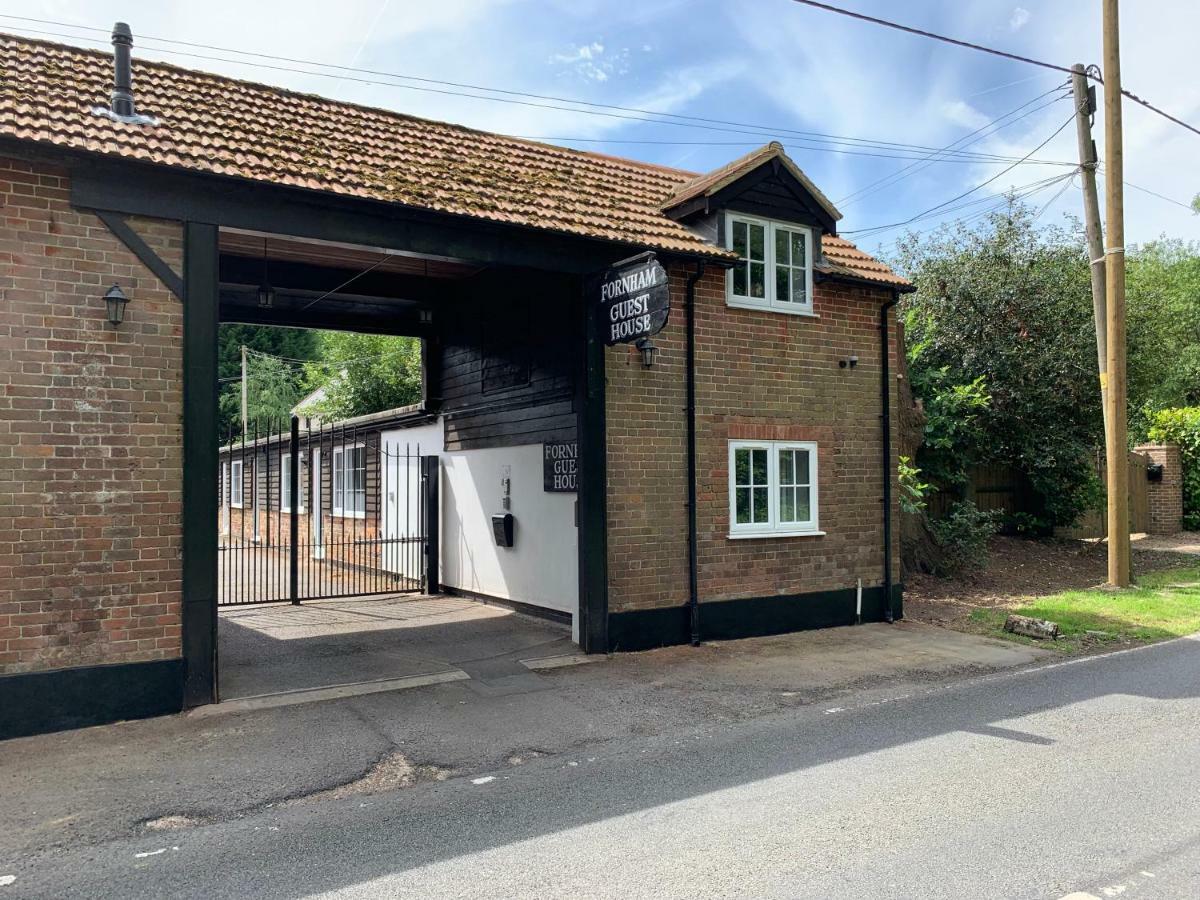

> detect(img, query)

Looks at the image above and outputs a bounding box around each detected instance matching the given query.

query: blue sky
[6,1,1199,259]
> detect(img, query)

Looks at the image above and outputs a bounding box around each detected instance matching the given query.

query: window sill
[726,298,818,318]
[332,512,367,520]
[727,529,826,540]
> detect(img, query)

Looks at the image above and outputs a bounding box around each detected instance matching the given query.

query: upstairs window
[726,214,814,314]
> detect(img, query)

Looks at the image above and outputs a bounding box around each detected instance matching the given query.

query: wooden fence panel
[927,451,1150,539]
[926,463,1038,527]
[1056,450,1151,539]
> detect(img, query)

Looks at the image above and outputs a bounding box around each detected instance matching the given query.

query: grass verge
[967,564,1200,654]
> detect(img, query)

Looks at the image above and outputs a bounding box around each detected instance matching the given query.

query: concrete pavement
[5,632,1198,898]
[2,621,1043,865]
[218,593,574,699]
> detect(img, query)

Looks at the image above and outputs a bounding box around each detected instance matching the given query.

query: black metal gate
[217,416,437,606]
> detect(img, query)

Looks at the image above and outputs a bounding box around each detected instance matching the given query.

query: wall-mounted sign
[597,252,670,346]
[543,441,578,492]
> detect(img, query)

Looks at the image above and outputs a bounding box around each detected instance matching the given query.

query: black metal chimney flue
[110,22,135,118]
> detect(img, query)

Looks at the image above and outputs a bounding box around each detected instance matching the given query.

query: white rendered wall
[381,422,578,631]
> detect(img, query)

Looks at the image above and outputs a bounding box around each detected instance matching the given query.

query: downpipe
[879,291,900,624]
[686,261,706,646]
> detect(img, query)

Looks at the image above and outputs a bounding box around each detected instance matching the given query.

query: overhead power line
[510,134,1075,166]
[787,0,1084,80]
[837,85,1068,208]
[0,16,1077,162]
[845,114,1078,237]
[1105,173,1196,212]
[1119,88,1200,139]
[788,0,1200,139]
[859,171,1078,244]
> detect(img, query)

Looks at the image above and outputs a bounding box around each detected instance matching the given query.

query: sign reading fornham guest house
[598,252,669,346]
[543,441,578,492]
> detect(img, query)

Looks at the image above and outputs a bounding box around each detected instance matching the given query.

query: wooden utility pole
[1102,0,1130,587]
[241,344,248,436]
[1071,63,1108,435]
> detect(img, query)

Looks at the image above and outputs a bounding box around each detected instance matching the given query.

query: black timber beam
[66,154,705,275]
[219,255,460,304]
[181,222,219,707]
[97,210,184,299]
[576,275,608,653]
[219,289,435,337]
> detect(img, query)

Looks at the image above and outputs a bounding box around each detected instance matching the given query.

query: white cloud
[550,41,604,64]
[549,41,632,83]
[941,100,991,131]
[1009,7,1031,32]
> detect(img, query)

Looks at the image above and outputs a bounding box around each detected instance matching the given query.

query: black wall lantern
[635,336,660,368]
[103,283,129,325]
[257,237,274,308]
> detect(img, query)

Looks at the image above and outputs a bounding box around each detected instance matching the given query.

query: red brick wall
[605,265,899,613]
[218,445,383,573]
[0,156,183,674]
[1136,443,1183,535]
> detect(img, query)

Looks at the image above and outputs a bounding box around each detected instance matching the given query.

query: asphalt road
[9,635,1200,899]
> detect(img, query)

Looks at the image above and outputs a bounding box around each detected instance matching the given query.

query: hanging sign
[597,253,670,346]
[543,441,578,492]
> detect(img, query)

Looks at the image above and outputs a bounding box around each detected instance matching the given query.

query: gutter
[685,261,706,646]
[879,289,901,623]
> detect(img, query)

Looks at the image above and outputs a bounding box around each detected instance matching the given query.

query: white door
[221,462,230,536]
[381,436,427,582]
[311,448,324,559]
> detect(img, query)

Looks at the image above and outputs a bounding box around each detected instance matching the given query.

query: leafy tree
[304,332,422,420]
[1126,239,1200,437]
[892,200,1102,531]
[217,353,309,440]
[217,324,319,437]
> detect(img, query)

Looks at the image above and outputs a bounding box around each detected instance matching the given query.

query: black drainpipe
[686,261,706,646]
[879,290,900,623]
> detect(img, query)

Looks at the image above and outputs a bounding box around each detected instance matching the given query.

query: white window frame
[332,443,367,519]
[230,459,244,508]
[725,213,816,316]
[727,439,822,538]
[221,462,230,535]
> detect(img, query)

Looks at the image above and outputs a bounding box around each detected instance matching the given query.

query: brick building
[0,27,911,737]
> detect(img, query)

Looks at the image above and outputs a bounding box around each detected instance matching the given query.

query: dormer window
[726,214,815,315]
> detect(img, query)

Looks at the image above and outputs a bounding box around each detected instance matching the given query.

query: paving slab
[218,594,570,699]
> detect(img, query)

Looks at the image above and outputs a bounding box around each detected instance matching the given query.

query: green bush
[1147,407,1200,530]
[898,455,931,515]
[927,501,999,575]
[894,202,1104,533]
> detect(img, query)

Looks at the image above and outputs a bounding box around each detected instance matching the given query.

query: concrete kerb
[192,670,470,717]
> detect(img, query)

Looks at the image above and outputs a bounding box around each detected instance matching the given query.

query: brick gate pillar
[1135,443,1183,535]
